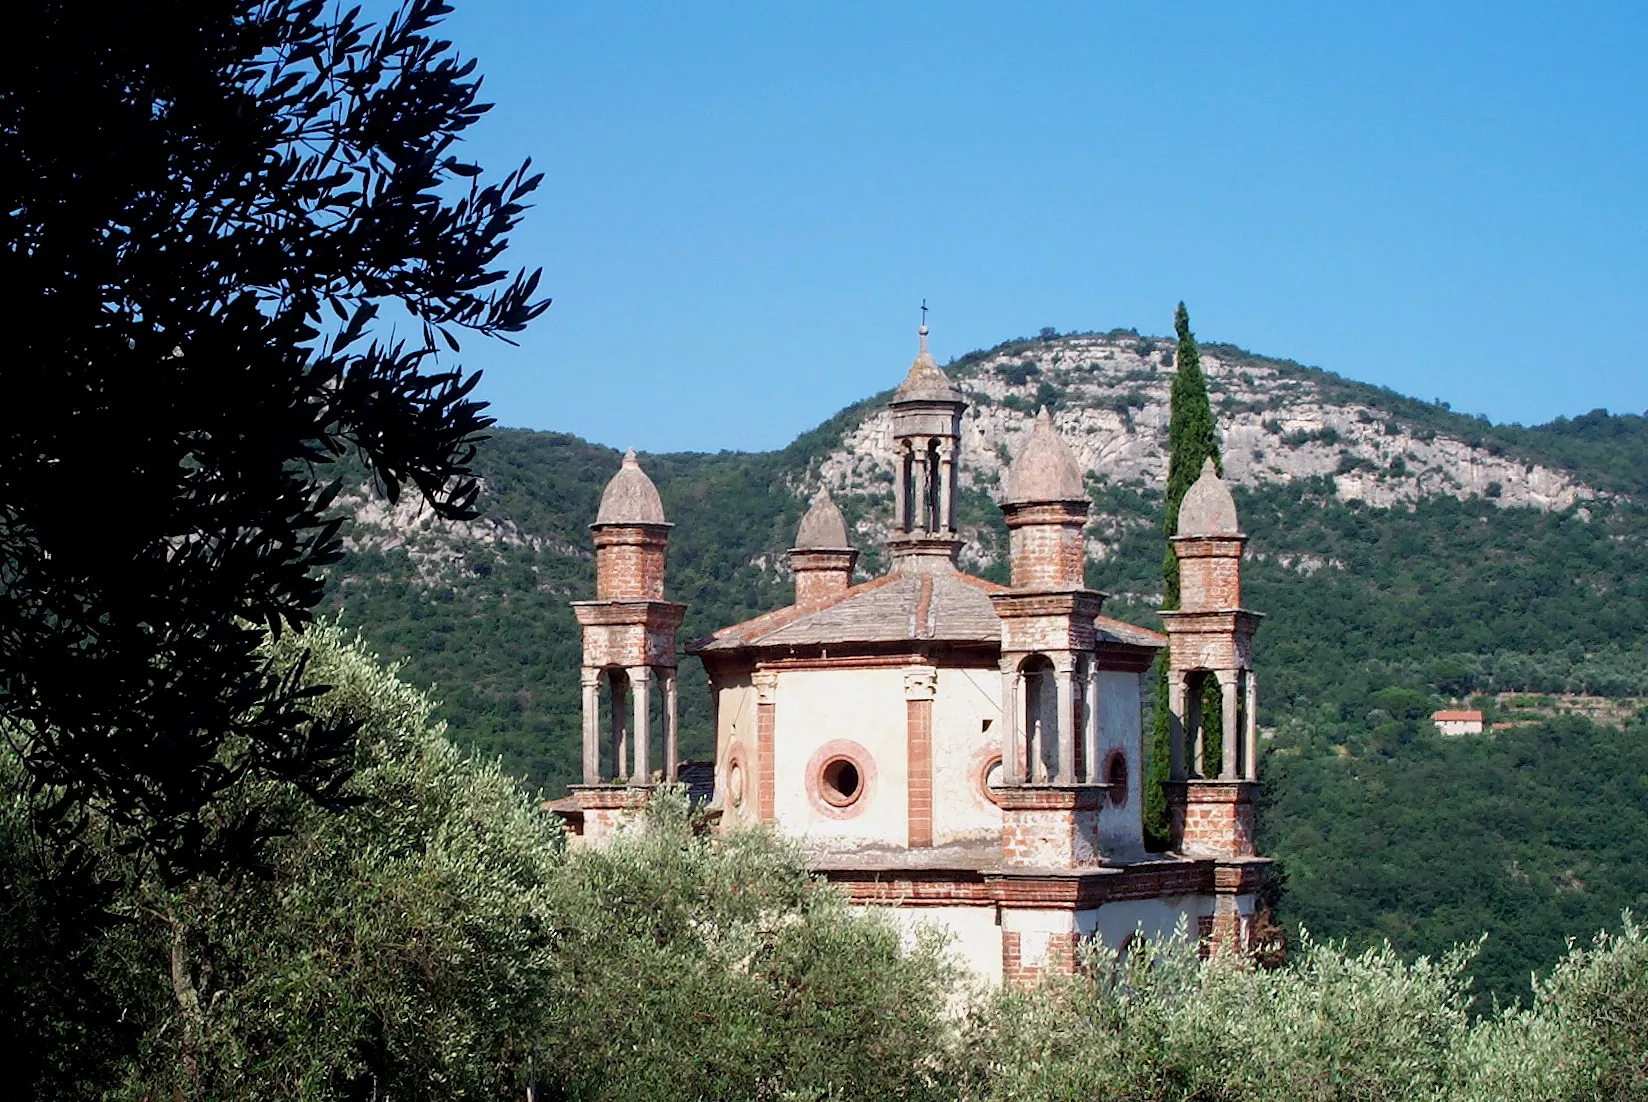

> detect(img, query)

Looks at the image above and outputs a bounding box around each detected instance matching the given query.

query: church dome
[892,326,962,404]
[1001,407,1087,504]
[1176,458,1239,536]
[794,488,852,549]
[595,449,667,525]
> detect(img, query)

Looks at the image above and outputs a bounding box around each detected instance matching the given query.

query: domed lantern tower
[888,324,966,573]
[1159,459,1263,858]
[571,450,686,793]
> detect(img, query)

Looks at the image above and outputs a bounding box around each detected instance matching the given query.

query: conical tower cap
[594,449,667,525]
[794,488,852,549]
[1001,407,1087,504]
[1176,457,1239,536]
[892,325,962,403]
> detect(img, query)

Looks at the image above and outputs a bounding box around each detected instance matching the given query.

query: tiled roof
[689,569,1165,654]
[1431,709,1483,722]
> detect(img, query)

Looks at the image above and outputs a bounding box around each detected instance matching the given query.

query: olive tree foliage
[953,921,1648,1102]
[1,623,958,1100]
[0,0,549,879]
[537,796,960,1102]
[108,622,568,1100]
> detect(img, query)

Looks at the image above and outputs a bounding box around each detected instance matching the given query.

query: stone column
[1085,660,1101,783]
[1054,660,1076,784]
[1029,669,1047,783]
[1244,669,1259,781]
[1001,664,1024,784]
[911,445,930,533]
[1220,669,1239,780]
[629,667,652,785]
[1168,673,1187,782]
[1189,675,1206,780]
[664,667,679,782]
[610,671,628,781]
[581,668,601,785]
[893,444,909,532]
[937,441,955,532]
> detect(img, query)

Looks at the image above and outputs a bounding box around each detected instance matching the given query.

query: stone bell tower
[1159,458,1263,859]
[888,323,965,573]
[570,450,686,821]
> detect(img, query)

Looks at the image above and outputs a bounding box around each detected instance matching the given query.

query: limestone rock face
[822,334,1594,513]
[340,329,1602,597]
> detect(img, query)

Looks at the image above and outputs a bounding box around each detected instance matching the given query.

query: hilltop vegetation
[323,331,1648,1006]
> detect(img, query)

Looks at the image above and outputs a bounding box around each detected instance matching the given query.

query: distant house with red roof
[1432,709,1484,736]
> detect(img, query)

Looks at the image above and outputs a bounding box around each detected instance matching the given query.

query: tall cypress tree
[1144,303,1223,849]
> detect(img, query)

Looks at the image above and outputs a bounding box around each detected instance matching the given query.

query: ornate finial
[919,300,929,355]
[622,448,639,467]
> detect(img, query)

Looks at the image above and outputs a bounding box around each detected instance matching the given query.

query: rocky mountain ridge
[814,332,1594,568]
[342,330,1604,581]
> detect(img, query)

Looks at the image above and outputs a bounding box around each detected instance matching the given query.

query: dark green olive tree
[0,0,549,880]
[1144,303,1222,849]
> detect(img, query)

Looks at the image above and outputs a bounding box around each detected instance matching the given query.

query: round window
[820,757,862,807]
[805,740,875,819]
[975,752,1006,807]
[727,761,745,808]
[1105,750,1128,807]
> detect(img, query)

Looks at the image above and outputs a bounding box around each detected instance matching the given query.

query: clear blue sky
[431,2,1646,453]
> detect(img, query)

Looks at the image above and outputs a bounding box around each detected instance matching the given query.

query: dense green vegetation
[10,628,1644,1099]
[4,627,955,1099]
[323,339,1648,1009]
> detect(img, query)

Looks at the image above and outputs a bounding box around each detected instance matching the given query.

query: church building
[557,326,1270,984]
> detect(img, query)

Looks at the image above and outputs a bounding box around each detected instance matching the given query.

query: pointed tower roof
[1001,407,1088,504]
[1176,458,1239,536]
[595,449,667,525]
[892,324,962,403]
[794,488,852,550]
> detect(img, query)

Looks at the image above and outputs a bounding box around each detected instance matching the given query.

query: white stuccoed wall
[1082,897,1215,954]
[878,905,1004,986]
[1095,669,1147,859]
[932,667,1004,845]
[774,667,909,848]
[714,675,757,825]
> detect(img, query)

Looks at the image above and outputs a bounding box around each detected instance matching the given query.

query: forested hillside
[322,329,1648,1005]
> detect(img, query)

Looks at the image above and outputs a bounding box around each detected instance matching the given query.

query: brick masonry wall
[906,698,933,847]
[795,567,851,604]
[1000,807,1103,868]
[1009,523,1085,589]
[593,525,669,599]
[1002,930,1082,984]
[595,543,666,600]
[1179,555,1241,612]
[1169,782,1257,857]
